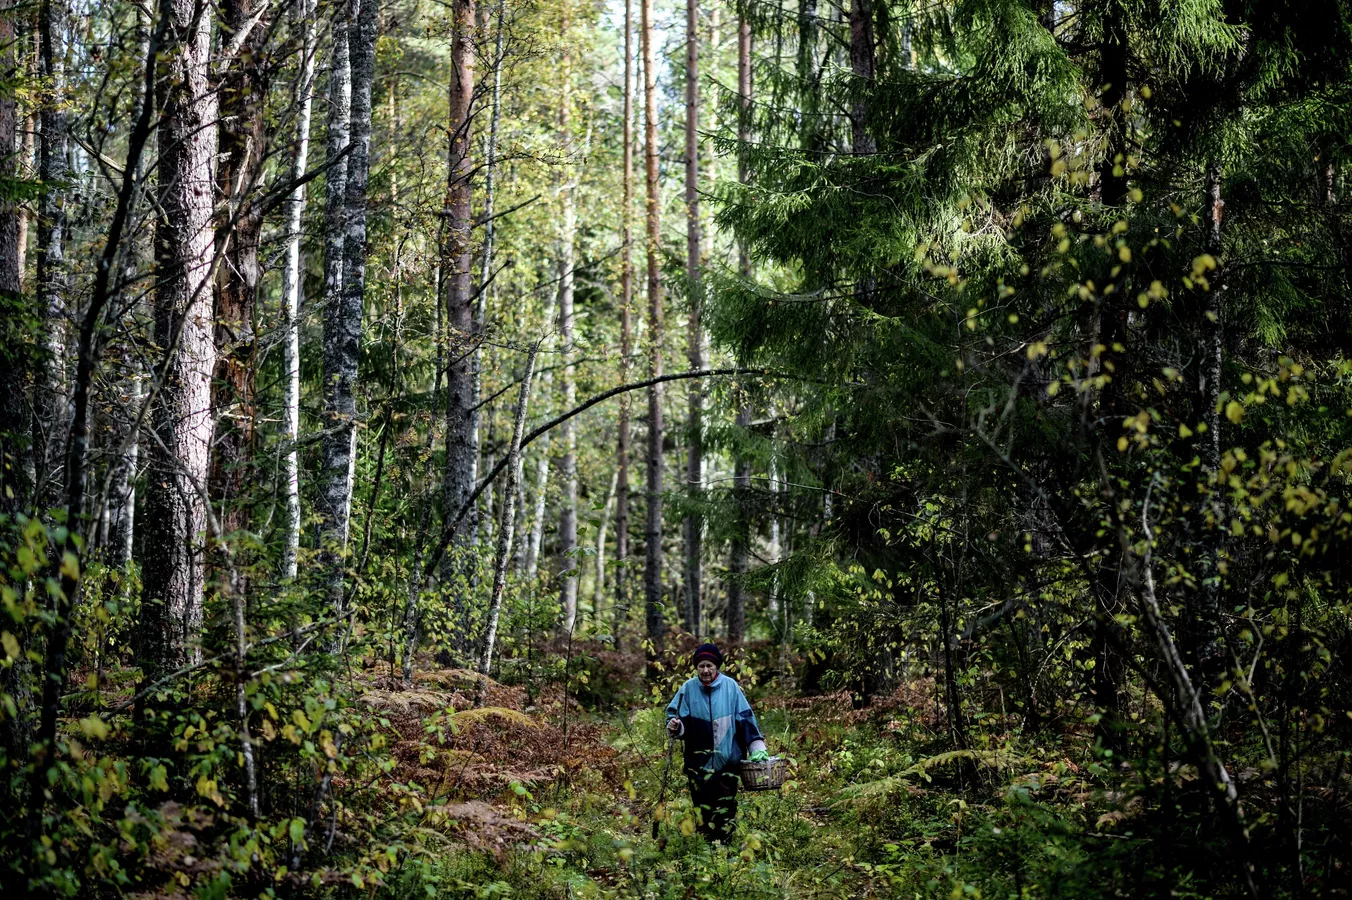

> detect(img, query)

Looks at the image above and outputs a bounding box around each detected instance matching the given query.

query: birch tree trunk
[140,0,219,679]
[473,0,506,544]
[525,386,552,581]
[0,1,18,299]
[33,0,70,511]
[281,0,318,581]
[442,0,478,603]
[681,0,703,639]
[640,0,665,659]
[479,342,541,675]
[613,0,635,650]
[593,469,618,625]
[321,0,377,626]
[557,25,579,635]
[317,5,352,605]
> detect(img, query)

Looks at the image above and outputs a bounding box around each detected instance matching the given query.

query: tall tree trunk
[0,0,18,297]
[317,4,352,609]
[614,0,635,650]
[0,0,30,781]
[282,0,318,581]
[139,0,219,681]
[848,0,875,155]
[640,0,666,662]
[797,0,819,149]
[594,468,618,624]
[212,0,270,557]
[33,0,69,512]
[681,0,703,639]
[442,0,478,603]
[320,0,375,631]
[1189,160,1226,677]
[557,17,579,634]
[480,342,541,675]
[525,428,551,581]
[474,0,507,542]
[737,13,751,277]
[727,402,750,644]
[105,372,141,573]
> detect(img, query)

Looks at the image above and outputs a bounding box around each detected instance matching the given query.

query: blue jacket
[666,674,765,776]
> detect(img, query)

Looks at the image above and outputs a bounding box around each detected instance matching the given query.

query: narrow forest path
[418,666,958,900]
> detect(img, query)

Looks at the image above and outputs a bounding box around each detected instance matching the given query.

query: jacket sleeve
[733,684,765,754]
[665,684,686,738]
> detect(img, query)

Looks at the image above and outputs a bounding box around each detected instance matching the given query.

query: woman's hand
[667,717,681,736]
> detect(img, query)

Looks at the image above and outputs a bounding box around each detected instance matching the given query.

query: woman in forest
[664,643,770,841]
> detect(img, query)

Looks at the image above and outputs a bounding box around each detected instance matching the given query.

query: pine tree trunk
[681,0,703,640]
[442,0,478,599]
[613,0,635,651]
[33,0,70,511]
[640,0,666,663]
[317,4,352,606]
[479,342,541,675]
[139,0,219,679]
[849,0,875,155]
[282,0,317,581]
[557,21,579,634]
[212,0,269,556]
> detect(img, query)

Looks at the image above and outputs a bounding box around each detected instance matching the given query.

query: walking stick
[652,735,676,839]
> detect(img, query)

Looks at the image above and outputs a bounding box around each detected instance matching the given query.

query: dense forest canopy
[0,0,1350,896]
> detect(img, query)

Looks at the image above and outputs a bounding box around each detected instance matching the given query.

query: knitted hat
[692,643,723,667]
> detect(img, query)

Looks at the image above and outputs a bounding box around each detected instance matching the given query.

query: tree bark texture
[681,0,703,640]
[317,4,352,607]
[140,0,219,680]
[282,0,318,581]
[613,0,634,650]
[33,0,70,512]
[557,33,579,635]
[849,0,876,155]
[727,402,750,644]
[442,0,478,594]
[479,342,540,674]
[212,0,270,548]
[322,0,377,625]
[737,14,751,277]
[641,0,665,659]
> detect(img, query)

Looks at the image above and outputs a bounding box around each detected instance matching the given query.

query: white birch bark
[479,342,541,675]
[33,0,71,510]
[593,469,619,625]
[282,0,319,581]
[317,4,351,603]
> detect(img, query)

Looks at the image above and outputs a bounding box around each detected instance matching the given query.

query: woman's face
[696,660,719,685]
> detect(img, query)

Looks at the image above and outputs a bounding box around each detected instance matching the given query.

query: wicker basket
[737,756,787,791]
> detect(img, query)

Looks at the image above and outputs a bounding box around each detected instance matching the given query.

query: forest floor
[370,646,1129,900]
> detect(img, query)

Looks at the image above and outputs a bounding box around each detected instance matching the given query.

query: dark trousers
[687,770,740,841]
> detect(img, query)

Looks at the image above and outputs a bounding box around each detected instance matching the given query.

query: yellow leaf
[60,552,80,580]
[1225,401,1244,425]
[1,631,18,661]
[79,715,110,740]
